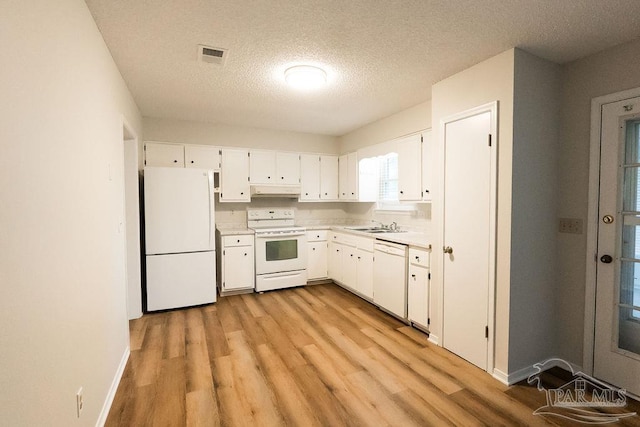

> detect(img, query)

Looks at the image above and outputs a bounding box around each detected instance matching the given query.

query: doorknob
[443,246,453,254]
[600,255,613,264]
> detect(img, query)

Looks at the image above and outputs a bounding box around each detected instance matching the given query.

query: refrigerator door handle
[207,170,215,250]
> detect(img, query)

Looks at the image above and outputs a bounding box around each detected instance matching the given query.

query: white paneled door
[594,96,640,396]
[442,106,495,371]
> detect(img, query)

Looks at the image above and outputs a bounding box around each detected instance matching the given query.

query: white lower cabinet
[216,233,255,294]
[328,240,343,283]
[407,247,430,329]
[307,230,328,280]
[328,232,374,299]
[355,248,374,299]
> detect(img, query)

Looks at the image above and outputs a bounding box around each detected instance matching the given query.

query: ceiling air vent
[198,45,228,66]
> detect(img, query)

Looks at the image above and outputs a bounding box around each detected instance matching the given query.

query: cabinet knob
[237,239,240,243]
[240,192,244,195]
[400,190,404,194]
[425,189,430,193]
[415,256,420,261]
[173,160,178,163]
[190,160,194,163]
[305,192,309,195]
[316,235,320,238]
[350,254,353,257]
[411,274,416,278]
[312,248,316,251]
[267,176,271,179]
[281,176,284,179]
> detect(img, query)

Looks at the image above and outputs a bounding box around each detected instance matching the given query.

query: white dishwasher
[373,240,408,319]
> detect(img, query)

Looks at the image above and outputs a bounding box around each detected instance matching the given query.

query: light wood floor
[106,283,640,426]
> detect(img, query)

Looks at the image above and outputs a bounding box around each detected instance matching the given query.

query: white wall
[339,101,431,153]
[431,49,515,374]
[0,1,142,425]
[509,50,561,372]
[558,38,640,366]
[143,117,340,157]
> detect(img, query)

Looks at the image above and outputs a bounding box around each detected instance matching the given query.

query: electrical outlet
[559,218,583,234]
[76,387,83,418]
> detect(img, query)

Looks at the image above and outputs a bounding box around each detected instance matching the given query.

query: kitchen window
[359,153,416,212]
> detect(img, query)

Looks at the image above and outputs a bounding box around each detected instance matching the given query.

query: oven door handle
[255,232,306,238]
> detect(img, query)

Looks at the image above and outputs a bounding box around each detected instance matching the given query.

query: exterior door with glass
[594,96,640,396]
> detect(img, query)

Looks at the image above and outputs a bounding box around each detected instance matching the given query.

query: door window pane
[622,166,640,212]
[625,120,640,164]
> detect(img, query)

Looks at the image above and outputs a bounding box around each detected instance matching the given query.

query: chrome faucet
[389,221,398,231]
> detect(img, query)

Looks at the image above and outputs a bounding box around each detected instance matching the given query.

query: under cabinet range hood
[250,184,301,198]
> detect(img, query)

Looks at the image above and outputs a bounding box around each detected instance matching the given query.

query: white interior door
[594,96,640,396]
[442,109,493,370]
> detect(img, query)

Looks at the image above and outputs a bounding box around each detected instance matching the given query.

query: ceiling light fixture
[284,65,327,90]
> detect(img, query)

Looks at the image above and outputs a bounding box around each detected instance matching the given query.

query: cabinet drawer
[331,232,356,247]
[223,235,254,247]
[353,235,374,252]
[409,247,429,268]
[307,230,328,242]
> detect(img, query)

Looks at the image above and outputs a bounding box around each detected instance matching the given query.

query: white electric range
[248,208,308,292]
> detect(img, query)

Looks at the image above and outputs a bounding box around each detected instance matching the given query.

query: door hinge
[428,272,431,280]
[421,135,424,142]
[219,149,222,155]
[485,326,489,338]
[488,134,492,147]
[223,250,225,255]
[427,317,430,325]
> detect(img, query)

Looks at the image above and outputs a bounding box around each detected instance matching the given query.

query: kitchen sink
[346,226,406,234]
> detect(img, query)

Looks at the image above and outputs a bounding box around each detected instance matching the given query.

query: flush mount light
[284,65,327,90]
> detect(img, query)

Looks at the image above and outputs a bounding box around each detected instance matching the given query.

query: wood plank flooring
[106,283,640,426]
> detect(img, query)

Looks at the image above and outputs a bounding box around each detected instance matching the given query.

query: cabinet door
[185,145,221,171]
[397,135,422,201]
[356,249,373,299]
[347,152,358,200]
[223,246,255,290]
[145,142,184,167]
[249,150,277,184]
[220,149,250,202]
[320,155,339,200]
[342,246,358,290]
[408,264,429,327]
[300,155,321,201]
[328,241,342,282]
[307,241,328,280]
[277,152,300,185]
[421,130,433,201]
[338,154,349,200]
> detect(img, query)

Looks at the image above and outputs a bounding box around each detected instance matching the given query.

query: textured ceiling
[85,0,640,136]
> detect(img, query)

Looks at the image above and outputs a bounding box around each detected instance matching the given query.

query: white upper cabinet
[249,150,300,185]
[145,142,184,167]
[339,152,358,200]
[276,152,300,185]
[300,154,321,201]
[421,130,433,201]
[220,148,250,202]
[320,155,339,200]
[249,150,276,184]
[185,145,221,171]
[397,134,422,201]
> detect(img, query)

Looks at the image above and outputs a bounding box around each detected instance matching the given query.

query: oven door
[255,232,307,275]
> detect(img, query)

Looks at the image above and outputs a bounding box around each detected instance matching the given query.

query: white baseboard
[96,346,130,427]
[427,333,439,346]
[493,357,583,386]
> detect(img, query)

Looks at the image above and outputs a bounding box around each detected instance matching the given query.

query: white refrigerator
[144,167,216,311]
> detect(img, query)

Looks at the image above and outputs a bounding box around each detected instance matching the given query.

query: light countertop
[215,224,254,236]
